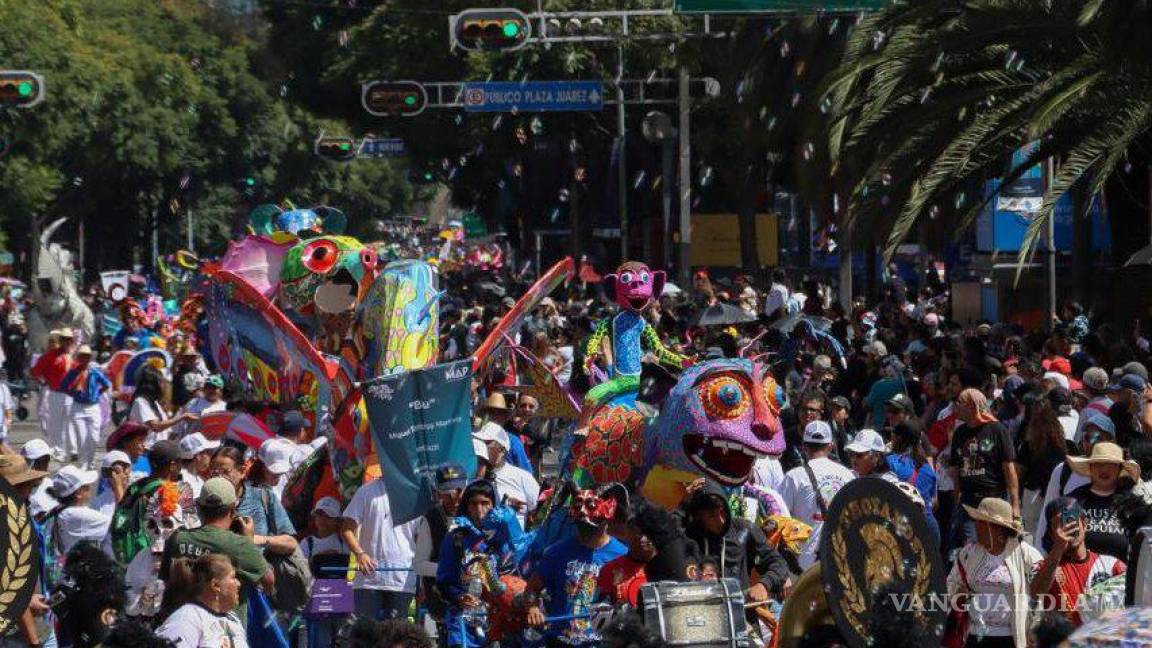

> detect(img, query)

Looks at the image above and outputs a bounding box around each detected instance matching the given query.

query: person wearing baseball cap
[159,476,274,621]
[30,326,76,461]
[256,437,295,498]
[179,432,220,497]
[778,420,856,570]
[58,343,112,469]
[474,421,539,528]
[844,428,890,477]
[50,464,124,554]
[91,450,133,518]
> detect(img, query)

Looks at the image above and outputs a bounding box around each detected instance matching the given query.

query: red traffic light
[451,8,531,52]
[361,81,427,117]
[0,70,45,108]
[315,136,359,162]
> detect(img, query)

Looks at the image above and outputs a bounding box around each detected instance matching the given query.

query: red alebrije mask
[569,489,618,524]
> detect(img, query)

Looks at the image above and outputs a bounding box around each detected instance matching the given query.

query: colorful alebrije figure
[582,261,688,405]
[576,358,788,508]
[279,235,378,315]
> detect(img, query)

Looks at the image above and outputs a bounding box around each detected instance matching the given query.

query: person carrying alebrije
[583,261,690,406]
[435,479,525,648]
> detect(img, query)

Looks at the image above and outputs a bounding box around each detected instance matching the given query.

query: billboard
[690,213,779,267]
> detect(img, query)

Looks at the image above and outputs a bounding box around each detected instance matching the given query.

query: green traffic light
[423,172,434,181]
[403,95,417,106]
[502,22,520,38]
[16,81,32,97]
[245,178,256,186]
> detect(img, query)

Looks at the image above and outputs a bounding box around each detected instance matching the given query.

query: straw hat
[962,497,1020,534]
[477,392,513,414]
[1066,442,1141,482]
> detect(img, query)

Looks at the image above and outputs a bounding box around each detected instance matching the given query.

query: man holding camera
[160,477,275,625]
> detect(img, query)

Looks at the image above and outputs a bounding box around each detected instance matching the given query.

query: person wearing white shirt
[473,425,539,528]
[174,374,228,440]
[49,465,125,556]
[179,433,220,498]
[155,553,249,648]
[340,477,421,621]
[778,421,855,571]
[763,269,790,318]
[90,450,133,518]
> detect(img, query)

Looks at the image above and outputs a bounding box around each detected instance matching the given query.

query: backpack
[110,477,164,565]
[260,487,314,613]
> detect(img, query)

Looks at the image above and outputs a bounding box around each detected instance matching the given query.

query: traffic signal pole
[678,66,692,289]
[616,42,629,259]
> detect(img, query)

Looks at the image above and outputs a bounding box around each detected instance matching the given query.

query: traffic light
[0,71,45,108]
[450,9,531,52]
[314,136,359,162]
[361,81,427,117]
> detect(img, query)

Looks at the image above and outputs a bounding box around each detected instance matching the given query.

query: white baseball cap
[802,420,833,445]
[312,496,342,518]
[180,432,221,457]
[51,465,99,498]
[473,421,510,451]
[473,438,490,461]
[258,438,294,475]
[845,428,888,454]
[101,450,132,469]
[20,439,52,462]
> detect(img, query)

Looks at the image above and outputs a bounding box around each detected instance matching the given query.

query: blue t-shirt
[530,536,627,645]
[237,484,297,537]
[887,453,937,514]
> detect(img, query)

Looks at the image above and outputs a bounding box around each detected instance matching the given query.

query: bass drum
[637,578,752,648]
[1127,525,1152,606]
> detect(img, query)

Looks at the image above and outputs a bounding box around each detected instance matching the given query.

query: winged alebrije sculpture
[279,235,378,315]
[582,261,688,406]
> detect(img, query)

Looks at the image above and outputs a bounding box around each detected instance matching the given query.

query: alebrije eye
[620,272,634,283]
[701,376,749,419]
[718,384,741,406]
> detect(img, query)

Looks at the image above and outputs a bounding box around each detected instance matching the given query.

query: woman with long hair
[156,554,248,648]
[128,367,197,446]
[1016,397,1069,535]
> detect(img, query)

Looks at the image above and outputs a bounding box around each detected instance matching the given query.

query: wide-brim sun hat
[962,497,1020,535]
[1066,442,1141,482]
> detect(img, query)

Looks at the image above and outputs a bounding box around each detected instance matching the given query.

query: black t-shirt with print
[950,421,1016,497]
[1068,484,1130,562]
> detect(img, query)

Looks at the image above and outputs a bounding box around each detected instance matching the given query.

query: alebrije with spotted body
[641,357,786,486]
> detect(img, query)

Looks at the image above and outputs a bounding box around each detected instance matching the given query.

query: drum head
[820,477,947,647]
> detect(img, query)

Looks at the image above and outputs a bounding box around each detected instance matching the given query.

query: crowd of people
[1,229,1151,648]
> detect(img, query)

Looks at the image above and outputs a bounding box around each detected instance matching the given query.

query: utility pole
[678,66,692,288]
[187,208,194,252]
[1046,157,1057,330]
[616,43,629,259]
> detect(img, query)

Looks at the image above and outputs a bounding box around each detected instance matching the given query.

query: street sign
[462,81,603,113]
[360,138,407,158]
[674,0,890,12]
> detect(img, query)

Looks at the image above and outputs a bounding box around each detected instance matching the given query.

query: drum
[637,578,752,647]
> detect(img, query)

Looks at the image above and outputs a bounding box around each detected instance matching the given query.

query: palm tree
[819,0,1152,270]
